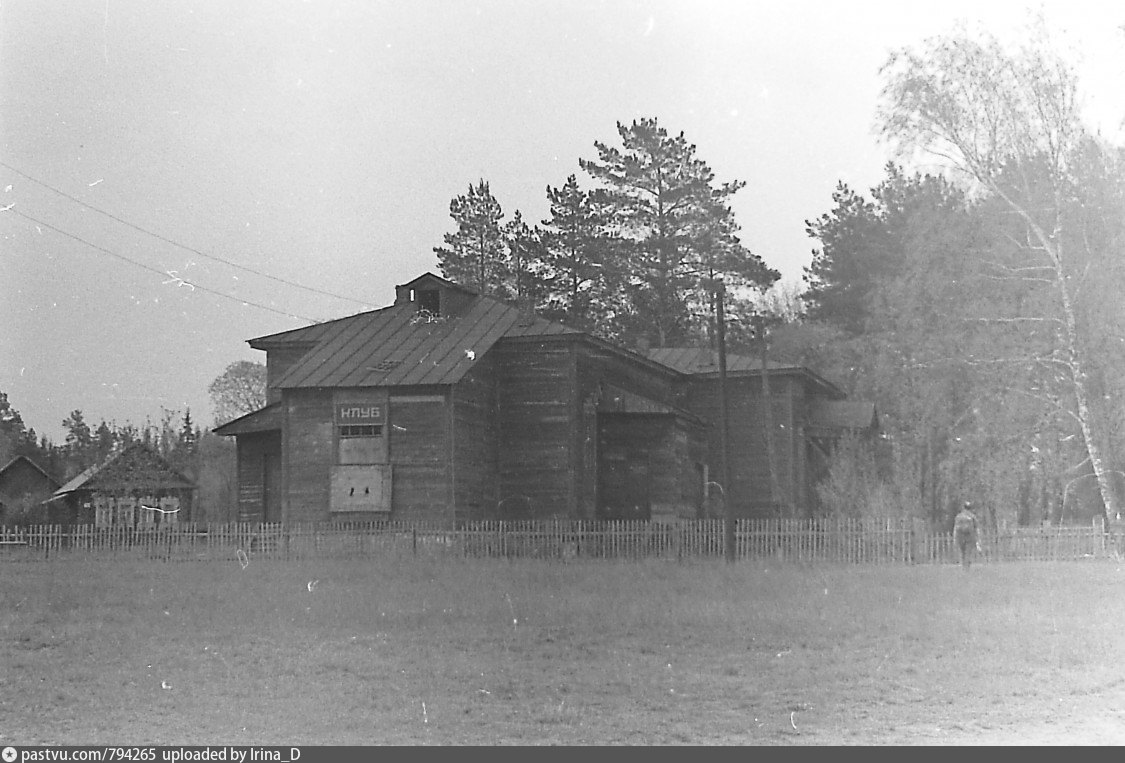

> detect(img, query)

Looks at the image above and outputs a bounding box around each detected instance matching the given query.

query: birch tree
[878,24,1124,527]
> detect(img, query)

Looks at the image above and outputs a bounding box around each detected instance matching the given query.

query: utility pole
[705,278,736,563]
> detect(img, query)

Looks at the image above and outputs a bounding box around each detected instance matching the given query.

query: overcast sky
[2,0,1122,443]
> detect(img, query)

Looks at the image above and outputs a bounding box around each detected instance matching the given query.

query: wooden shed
[45,444,195,527]
[0,455,60,524]
[216,272,875,524]
[649,348,878,517]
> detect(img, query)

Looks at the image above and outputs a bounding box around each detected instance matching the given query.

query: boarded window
[336,403,387,464]
[338,426,385,464]
[330,465,392,512]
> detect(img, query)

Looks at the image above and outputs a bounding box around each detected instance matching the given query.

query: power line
[0,161,375,308]
[5,206,324,324]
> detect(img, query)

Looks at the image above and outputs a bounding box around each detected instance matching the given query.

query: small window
[338,424,385,465]
[340,424,383,438]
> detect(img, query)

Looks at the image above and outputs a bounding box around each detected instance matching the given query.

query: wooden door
[597,443,651,520]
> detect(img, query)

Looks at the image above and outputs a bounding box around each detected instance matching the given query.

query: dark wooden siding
[283,389,334,522]
[495,340,575,518]
[451,352,498,521]
[236,431,281,522]
[0,460,57,508]
[389,392,451,523]
[266,345,314,404]
[597,414,707,520]
[686,375,801,517]
[575,343,685,518]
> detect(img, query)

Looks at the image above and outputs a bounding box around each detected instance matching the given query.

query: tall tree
[878,23,1125,527]
[580,118,777,347]
[434,180,512,299]
[800,163,1027,524]
[208,361,267,426]
[179,409,198,456]
[62,409,95,476]
[804,165,976,335]
[502,209,546,308]
[539,174,616,335]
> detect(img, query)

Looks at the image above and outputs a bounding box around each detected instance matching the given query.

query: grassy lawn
[1,553,1123,745]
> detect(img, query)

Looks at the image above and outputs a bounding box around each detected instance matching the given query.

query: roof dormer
[393,272,477,317]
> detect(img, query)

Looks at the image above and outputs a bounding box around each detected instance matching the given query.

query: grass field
[1,554,1124,745]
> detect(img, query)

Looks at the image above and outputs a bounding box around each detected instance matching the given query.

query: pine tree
[434,180,513,299]
[180,409,198,455]
[539,174,617,335]
[62,409,94,477]
[502,210,546,308]
[580,117,777,347]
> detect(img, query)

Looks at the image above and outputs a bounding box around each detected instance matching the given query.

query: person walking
[953,501,980,568]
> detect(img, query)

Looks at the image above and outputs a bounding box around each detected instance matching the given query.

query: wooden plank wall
[265,344,315,404]
[451,353,499,521]
[580,346,684,519]
[236,432,280,523]
[389,393,451,522]
[686,375,799,517]
[495,340,575,518]
[283,389,335,522]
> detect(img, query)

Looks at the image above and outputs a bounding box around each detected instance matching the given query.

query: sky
[2,0,1123,443]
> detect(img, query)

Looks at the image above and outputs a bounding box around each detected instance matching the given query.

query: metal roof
[274,295,580,389]
[212,403,283,435]
[248,313,362,349]
[646,347,845,399]
[647,347,793,374]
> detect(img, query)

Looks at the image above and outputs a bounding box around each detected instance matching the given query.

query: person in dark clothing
[954,501,980,568]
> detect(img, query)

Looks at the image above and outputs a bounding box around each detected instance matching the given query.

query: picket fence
[1,519,1121,565]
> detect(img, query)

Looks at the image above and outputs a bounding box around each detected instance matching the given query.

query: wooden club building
[215,273,875,524]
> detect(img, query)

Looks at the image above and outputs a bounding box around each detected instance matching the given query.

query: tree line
[6,24,1117,531]
[785,23,1124,530]
[0,361,267,524]
[434,117,780,350]
[434,23,1123,530]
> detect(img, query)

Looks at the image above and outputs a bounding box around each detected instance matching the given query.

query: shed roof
[212,403,282,436]
[647,347,844,399]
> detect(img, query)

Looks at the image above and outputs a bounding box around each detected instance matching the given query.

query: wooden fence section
[1,519,1122,564]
